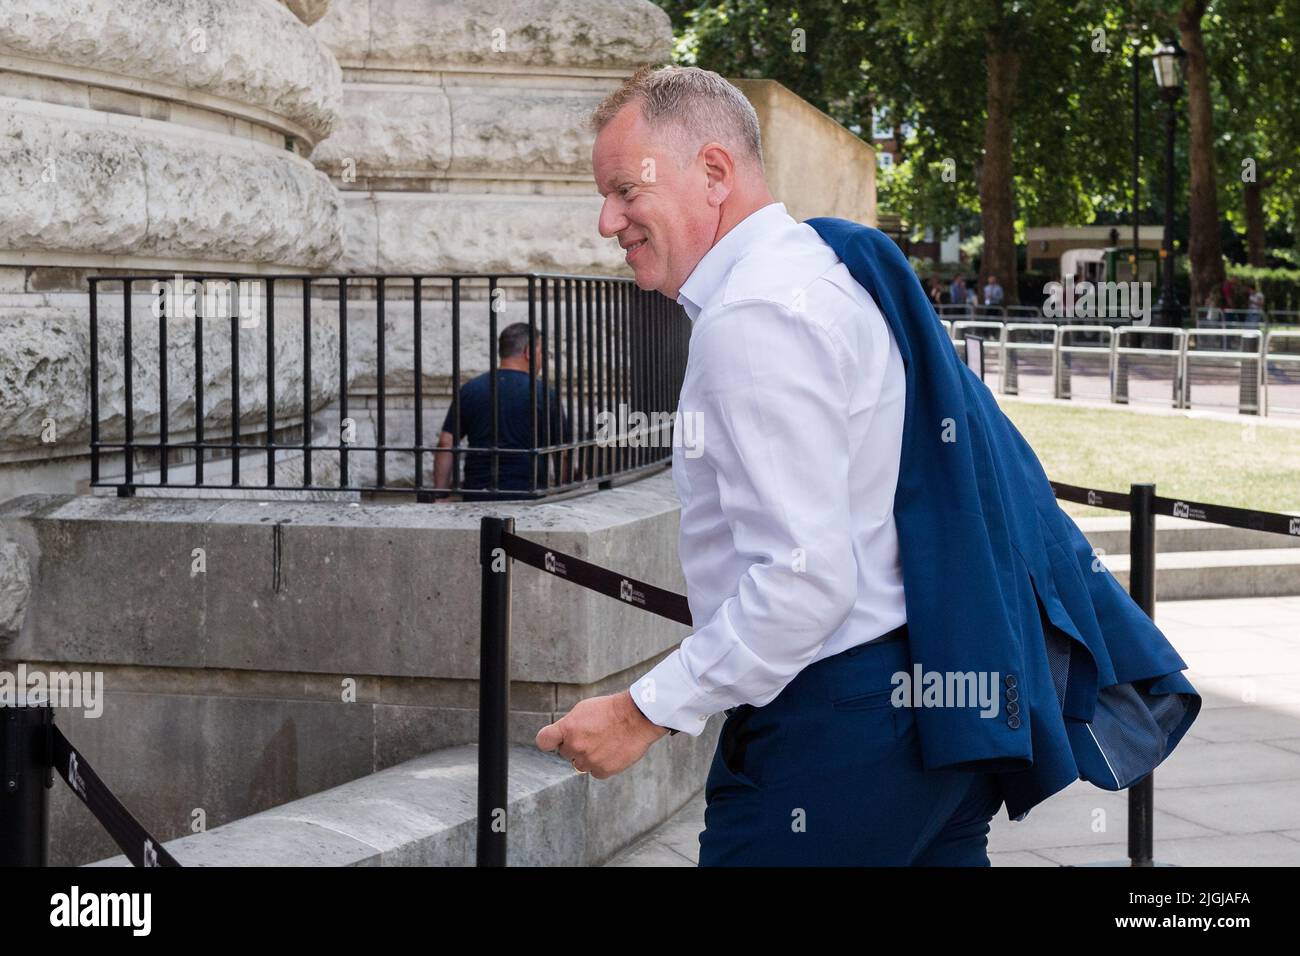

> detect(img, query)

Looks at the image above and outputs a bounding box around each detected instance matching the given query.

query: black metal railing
[87,273,691,501]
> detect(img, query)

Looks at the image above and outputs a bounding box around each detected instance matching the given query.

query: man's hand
[535,690,670,778]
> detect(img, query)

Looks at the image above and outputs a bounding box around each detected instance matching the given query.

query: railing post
[0,696,54,866]
[1238,332,1260,416]
[1127,482,1157,867]
[1054,326,1071,399]
[1113,328,1130,404]
[478,515,513,866]
[1003,324,1019,394]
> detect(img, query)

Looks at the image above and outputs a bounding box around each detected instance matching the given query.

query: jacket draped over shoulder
[805,218,1201,821]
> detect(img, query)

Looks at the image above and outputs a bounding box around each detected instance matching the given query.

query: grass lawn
[997,399,1300,518]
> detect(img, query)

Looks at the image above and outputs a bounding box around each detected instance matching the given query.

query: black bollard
[477,515,514,866]
[0,695,54,866]
[1127,483,1157,867]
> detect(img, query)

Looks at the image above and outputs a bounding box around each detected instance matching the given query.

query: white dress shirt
[629,201,908,736]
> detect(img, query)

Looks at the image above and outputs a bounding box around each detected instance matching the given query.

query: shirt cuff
[628,650,715,737]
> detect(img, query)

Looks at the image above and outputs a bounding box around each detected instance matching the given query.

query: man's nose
[597,198,627,239]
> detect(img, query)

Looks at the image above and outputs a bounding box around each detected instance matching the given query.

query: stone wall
[0,0,346,501]
[733,78,878,228]
[0,470,706,866]
[310,0,672,276]
[305,1,675,489]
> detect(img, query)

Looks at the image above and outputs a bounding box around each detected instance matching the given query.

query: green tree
[1207,0,1300,268]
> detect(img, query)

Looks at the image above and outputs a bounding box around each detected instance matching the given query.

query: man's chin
[630,271,659,293]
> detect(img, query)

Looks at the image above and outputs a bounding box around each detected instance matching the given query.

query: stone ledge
[340,193,627,275]
[0,0,341,141]
[312,85,604,181]
[314,0,671,74]
[0,104,343,266]
[0,469,691,682]
[87,738,708,866]
[1102,548,1300,599]
[87,744,584,866]
[0,64,317,153]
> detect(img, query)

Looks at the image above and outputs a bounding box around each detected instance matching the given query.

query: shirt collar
[676,201,791,322]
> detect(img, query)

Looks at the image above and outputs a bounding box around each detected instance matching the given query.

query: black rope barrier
[1151,494,1300,537]
[1051,479,1300,538]
[50,726,180,867]
[0,709,179,867]
[499,530,692,626]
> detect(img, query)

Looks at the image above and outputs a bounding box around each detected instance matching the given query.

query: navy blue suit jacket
[805,217,1201,820]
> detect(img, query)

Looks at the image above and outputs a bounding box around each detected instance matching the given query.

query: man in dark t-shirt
[433,322,573,499]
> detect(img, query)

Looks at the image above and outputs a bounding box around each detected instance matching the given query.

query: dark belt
[844,621,908,653]
[721,622,909,718]
[873,621,909,645]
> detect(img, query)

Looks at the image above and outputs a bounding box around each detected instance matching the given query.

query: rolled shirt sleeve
[629,299,861,735]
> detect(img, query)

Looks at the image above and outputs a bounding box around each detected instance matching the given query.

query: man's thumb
[536,722,563,752]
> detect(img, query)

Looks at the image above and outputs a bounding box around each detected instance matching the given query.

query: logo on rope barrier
[1290,518,1300,536]
[619,578,646,606]
[543,551,567,576]
[1172,500,1208,521]
[1087,490,1103,507]
[68,751,86,800]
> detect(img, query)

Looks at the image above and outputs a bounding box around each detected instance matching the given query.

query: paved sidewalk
[607,595,1300,866]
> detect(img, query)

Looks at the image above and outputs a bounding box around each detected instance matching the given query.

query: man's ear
[700,143,734,207]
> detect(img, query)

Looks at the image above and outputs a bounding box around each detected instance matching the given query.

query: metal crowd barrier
[474,485,1300,867]
[1183,328,1264,415]
[1001,322,1056,396]
[1055,324,1114,400]
[1112,327,1185,407]
[1263,331,1300,416]
[938,319,1280,415]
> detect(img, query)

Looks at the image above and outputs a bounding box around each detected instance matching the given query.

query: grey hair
[497,322,540,360]
[589,64,764,172]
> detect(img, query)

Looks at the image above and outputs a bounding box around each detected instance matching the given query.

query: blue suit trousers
[697,628,1005,866]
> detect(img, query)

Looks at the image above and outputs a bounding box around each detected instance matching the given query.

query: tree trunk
[1243,178,1266,266]
[1179,0,1225,308]
[978,30,1020,305]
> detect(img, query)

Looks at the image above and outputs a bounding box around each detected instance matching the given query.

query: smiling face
[592,102,720,299]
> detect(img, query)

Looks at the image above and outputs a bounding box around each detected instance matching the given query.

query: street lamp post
[1152,38,1187,332]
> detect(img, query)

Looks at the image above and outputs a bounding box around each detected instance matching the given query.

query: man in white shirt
[983,275,1005,308]
[536,64,1003,865]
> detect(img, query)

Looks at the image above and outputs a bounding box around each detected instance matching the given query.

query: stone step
[1101,548,1300,600]
[88,744,589,867]
[1077,515,1300,556]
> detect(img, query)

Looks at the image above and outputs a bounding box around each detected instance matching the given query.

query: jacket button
[1007,716,1021,729]
[1004,674,1017,688]
[1006,687,1019,702]
[1006,701,1020,716]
